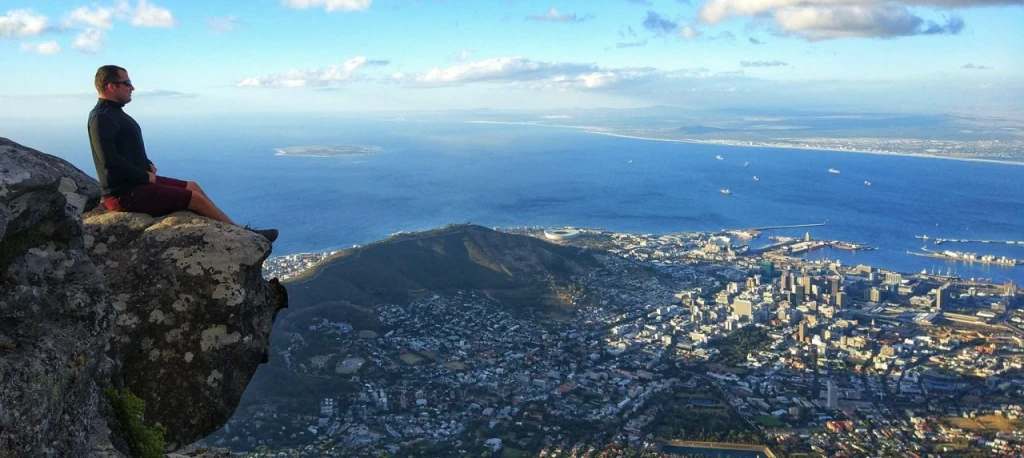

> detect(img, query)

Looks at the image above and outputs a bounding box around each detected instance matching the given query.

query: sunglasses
[111,80,133,88]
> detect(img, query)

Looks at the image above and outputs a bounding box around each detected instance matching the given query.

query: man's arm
[89,113,151,185]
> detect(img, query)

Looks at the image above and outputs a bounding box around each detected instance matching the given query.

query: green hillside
[281,224,601,326]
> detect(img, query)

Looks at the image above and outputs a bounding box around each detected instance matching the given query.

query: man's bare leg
[185,181,276,242]
[185,181,210,200]
[187,193,236,225]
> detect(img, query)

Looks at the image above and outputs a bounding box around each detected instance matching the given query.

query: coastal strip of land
[466,120,1024,167]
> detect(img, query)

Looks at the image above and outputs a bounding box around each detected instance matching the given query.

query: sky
[1,0,1022,120]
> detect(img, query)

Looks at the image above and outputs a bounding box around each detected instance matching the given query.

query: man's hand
[148,172,156,183]
[149,163,157,175]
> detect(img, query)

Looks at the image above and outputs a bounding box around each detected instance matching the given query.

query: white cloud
[207,15,243,32]
[574,72,622,89]
[615,40,648,48]
[0,9,48,38]
[774,4,963,39]
[66,5,115,29]
[697,0,992,40]
[72,28,103,53]
[282,0,372,12]
[131,0,176,27]
[740,60,788,67]
[19,41,60,54]
[397,57,678,92]
[525,8,592,22]
[412,57,597,85]
[239,56,382,87]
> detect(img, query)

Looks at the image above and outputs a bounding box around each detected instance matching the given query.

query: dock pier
[915,235,1024,246]
[751,222,826,231]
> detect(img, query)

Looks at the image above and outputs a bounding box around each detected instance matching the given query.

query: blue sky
[1,0,1022,119]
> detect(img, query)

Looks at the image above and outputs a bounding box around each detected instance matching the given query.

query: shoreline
[466,120,1024,167]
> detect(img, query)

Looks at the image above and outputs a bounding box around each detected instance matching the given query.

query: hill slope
[279,224,601,330]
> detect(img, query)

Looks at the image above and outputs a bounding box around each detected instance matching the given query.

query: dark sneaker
[245,227,278,243]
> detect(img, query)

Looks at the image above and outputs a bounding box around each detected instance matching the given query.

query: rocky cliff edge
[0,138,287,456]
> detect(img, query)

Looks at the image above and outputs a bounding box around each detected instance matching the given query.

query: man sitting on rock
[87,65,277,242]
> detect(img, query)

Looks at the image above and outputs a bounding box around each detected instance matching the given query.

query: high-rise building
[801,276,814,297]
[827,381,839,410]
[794,284,806,302]
[798,321,806,342]
[780,272,792,291]
[869,287,883,303]
[835,292,848,308]
[934,284,953,310]
[830,277,842,295]
[733,298,753,320]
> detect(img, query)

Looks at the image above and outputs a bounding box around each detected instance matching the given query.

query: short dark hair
[95,65,126,92]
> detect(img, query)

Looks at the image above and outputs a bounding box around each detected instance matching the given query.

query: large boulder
[0,138,113,456]
[0,137,288,455]
[83,211,287,450]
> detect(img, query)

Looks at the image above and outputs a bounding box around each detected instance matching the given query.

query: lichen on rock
[84,206,287,452]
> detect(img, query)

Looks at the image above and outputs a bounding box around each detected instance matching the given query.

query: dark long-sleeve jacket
[87,98,152,196]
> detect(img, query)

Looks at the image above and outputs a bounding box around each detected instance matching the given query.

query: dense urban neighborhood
[213,226,1024,457]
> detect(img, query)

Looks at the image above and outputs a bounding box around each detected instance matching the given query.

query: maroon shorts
[103,176,193,217]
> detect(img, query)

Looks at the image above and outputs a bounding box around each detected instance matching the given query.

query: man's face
[108,69,134,104]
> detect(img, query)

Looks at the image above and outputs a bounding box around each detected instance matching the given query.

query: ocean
[12,116,1024,284]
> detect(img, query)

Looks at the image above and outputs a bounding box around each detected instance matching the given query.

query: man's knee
[187,191,211,212]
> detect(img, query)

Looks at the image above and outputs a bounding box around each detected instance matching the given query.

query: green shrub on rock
[105,387,166,458]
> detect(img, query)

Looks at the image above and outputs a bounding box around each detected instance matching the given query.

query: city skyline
[1,0,1022,119]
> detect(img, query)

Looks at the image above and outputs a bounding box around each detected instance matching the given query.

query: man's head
[95,65,133,104]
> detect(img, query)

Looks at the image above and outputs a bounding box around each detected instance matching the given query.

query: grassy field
[443,361,468,370]
[399,353,425,365]
[949,414,1021,433]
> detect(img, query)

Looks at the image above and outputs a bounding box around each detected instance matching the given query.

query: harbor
[915,235,1024,246]
[906,247,1020,267]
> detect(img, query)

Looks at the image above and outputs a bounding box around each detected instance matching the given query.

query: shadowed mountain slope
[283,224,601,322]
